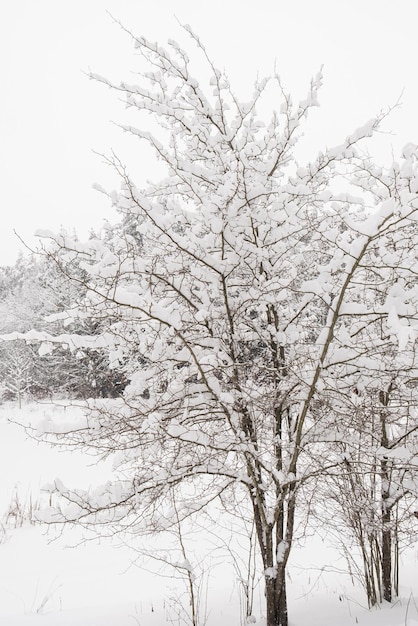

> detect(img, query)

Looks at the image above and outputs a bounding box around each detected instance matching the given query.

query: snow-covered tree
[308,152,418,605]
[0,255,57,403]
[0,251,126,401]
[314,380,418,606]
[15,27,418,626]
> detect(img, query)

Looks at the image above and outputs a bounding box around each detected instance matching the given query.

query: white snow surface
[0,402,417,626]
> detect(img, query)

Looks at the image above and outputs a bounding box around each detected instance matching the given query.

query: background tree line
[0,249,126,404]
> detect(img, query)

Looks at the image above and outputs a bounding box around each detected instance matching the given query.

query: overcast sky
[1,0,417,266]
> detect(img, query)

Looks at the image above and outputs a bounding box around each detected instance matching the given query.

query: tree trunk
[381,503,392,602]
[254,513,289,626]
[381,455,392,603]
[379,389,392,603]
[265,572,288,626]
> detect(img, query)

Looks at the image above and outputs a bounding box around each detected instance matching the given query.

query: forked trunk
[253,511,290,626]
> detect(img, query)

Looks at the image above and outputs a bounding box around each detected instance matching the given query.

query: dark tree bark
[379,389,392,603]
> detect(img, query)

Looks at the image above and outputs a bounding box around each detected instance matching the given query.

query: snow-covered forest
[1,19,418,626]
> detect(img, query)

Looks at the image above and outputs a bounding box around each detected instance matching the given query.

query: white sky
[1,0,417,266]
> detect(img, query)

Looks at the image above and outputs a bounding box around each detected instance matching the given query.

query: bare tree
[315,376,418,606]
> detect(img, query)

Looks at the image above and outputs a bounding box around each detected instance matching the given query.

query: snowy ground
[0,402,417,626]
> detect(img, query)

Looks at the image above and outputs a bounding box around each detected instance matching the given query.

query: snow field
[0,402,417,626]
